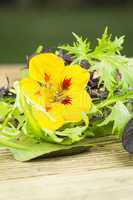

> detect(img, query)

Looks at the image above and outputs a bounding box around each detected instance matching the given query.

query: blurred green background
[0,0,133,63]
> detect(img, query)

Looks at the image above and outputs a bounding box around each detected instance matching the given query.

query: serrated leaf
[93,27,125,57]
[90,60,117,92]
[59,28,133,94]
[89,28,127,93]
[118,58,133,91]
[99,102,132,137]
[59,32,91,63]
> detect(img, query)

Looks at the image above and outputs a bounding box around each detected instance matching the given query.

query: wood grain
[0,66,133,200]
[0,167,133,200]
[0,65,21,87]
[0,142,133,181]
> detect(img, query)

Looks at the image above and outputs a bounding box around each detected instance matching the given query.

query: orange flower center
[36,75,73,111]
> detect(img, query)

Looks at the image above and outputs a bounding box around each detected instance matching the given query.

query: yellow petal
[32,103,64,131]
[61,90,92,122]
[62,65,90,91]
[20,78,45,107]
[29,53,65,84]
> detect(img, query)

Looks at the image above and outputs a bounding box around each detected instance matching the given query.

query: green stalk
[0,137,28,150]
[0,107,16,131]
[18,84,44,138]
[96,91,133,110]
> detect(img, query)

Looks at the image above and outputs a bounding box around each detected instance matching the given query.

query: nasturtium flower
[20,53,92,131]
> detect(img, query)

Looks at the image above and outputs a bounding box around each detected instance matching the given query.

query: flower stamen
[35,90,42,96]
[61,96,72,105]
[45,106,51,112]
[44,73,50,82]
[62,78,71,90]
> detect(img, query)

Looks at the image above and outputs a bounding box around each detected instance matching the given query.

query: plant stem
[0,107,16,131]
[96,91,133,110]
[0,137,28,150]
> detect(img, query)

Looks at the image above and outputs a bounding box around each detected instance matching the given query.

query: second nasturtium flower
[20,53,92,131]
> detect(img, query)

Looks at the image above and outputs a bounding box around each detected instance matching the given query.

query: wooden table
[0,66,133,200]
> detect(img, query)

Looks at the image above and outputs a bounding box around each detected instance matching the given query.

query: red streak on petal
[35,90,42,96]
[44,73,50,82]
[62,78,71,90]
[61,96,72,105]
[45,106,51,112]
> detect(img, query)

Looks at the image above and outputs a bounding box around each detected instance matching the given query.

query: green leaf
[96,90,133,110]
[90,60,117,92]
[10,135,115,161]
[35,45,44,54]
[0,101,12,122]
[0,136,28,150]
[98,102,132,137]
[59,28,132,94]
[118,58,133,91]
[59,32,91,63]
[14,82,44,139]
[89,30,133,93]
[92,27,124,58]
[89,28,126,93]
[40,114,89,145]
[10,136,91,161]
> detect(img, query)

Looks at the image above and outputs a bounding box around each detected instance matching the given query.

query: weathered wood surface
[0,65,21,87]
[0,66,133,200]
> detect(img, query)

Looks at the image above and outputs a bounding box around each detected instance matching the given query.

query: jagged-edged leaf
[99,101,132,137]
[59,32,91,63]
[90,60,117,92]
[118,58,133,91]
[92,27,124,57]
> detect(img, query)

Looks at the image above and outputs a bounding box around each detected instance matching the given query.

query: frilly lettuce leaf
[59,32,91,63]
[90,60,117,92]
[98,101,132,137]
[59,28,133,94]
[118,58,133,91]
[91,27,124,58]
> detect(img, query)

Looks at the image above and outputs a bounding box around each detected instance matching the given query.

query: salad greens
[0,28,133,161]
[59,28,133,93]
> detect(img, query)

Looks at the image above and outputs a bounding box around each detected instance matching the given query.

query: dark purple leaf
[122,119,133,153]
[80,60,90,69]
[43,48,52,53]
[58,50,73,65]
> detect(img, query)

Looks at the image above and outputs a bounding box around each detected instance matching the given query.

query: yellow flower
[20,53,92,131]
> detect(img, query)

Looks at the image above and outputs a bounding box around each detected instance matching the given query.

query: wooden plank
[0,142,132,181]
[0,167,133,200]
[0,65,21,87]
